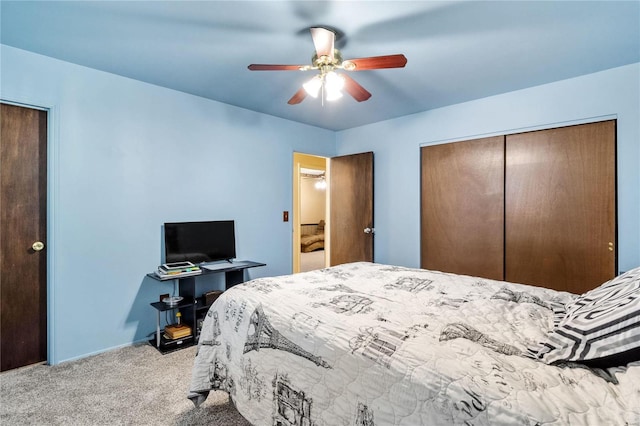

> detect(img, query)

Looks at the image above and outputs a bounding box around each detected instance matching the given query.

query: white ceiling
[1,1,638,131]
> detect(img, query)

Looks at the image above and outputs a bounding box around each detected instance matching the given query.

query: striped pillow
[532,266,640,367]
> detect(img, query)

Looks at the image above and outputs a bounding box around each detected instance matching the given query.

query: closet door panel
[505,120,616,293]
[421,137,504,280]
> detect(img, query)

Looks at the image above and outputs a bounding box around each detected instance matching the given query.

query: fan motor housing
[312,49,343,68]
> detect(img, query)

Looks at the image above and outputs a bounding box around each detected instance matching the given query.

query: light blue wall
[337,63,640,274]
[1,45,337,363]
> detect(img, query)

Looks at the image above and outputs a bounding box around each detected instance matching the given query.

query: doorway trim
[1,96,58,365]
[292,152,328,273]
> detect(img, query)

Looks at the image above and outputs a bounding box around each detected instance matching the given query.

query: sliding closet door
[505,120,616,293]
[421,137,504,280]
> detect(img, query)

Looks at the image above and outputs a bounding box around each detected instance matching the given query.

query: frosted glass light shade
[303,76,322,98]
[324,71,344,101]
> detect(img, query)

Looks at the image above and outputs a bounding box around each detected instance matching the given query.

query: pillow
[531,266,640,368]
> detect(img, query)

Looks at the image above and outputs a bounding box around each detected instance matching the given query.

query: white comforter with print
[189,262,640,425]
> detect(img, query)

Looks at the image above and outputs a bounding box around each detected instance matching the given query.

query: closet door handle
[32,241,45,251]
[364,227,375,234]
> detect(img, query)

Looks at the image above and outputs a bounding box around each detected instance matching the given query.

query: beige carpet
[300,249,326,272]
[0,343,250,425]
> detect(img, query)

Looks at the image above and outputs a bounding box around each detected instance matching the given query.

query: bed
[300,221,324,253]
[188,262,640,425]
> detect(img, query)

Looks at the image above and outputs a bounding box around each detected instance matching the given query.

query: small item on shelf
[160,261,197,272]
[204,290,224,305]
[162,296,184,306]
[155,263,202,280]
[158,333,193,352]
[164,323,192,340]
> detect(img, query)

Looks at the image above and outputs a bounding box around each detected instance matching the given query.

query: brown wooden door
[1,103,48,371]
[505,120,616,293]
[420,137,505,280]
[329,152,374,266]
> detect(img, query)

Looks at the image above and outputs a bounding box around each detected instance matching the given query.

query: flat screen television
[164,220,236,264]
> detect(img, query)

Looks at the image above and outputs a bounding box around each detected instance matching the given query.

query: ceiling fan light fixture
[248,27,405,105]
[303,75,322,98]
[325,87,343,101]
[325,71,345,91]
[324,71,345,101]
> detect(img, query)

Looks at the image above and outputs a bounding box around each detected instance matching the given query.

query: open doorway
[293,151,374,273]
[293,153,328,273]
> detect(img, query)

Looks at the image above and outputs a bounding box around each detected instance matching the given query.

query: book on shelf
[159,261,200,273]
[155,261,202,279]
[154,269,202,280]
[164,324,192,339]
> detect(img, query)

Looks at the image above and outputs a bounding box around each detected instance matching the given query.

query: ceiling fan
[248,27,407,105]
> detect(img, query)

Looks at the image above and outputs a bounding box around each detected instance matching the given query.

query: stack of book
[164,323,192,340]
[154,261,202,280]
[159,323,194,351]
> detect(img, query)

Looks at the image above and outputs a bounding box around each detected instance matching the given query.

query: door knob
[32,241,45,251]
[364,227,375,234]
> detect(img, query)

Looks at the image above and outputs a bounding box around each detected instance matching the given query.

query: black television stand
[147,260,265,354]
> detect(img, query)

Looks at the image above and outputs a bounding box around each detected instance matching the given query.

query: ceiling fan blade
[342,74,372,102]
[343,54,407,71]
[310,27,335,61]
[248,64,305,71]
[288,87,307,105]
